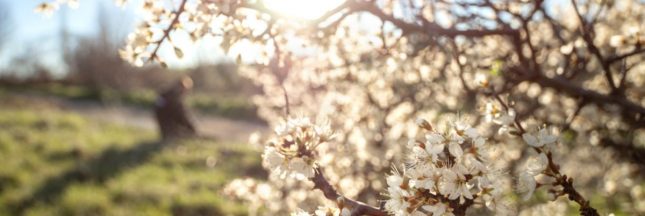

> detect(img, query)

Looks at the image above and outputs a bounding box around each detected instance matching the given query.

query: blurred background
[2,0,645,215]
[0,0,267,215]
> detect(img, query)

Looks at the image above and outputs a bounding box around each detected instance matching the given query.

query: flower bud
[416,118,433,131]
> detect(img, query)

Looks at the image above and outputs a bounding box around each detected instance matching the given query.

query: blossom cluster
[262,117,334,180]
[223,178,281,213]
[481,101,516,135]
[517,128,558,200]
[291,205,351,216]
[384,119,507,216]
[37,0,645,214]
[223,178,278,202]
[35,0,79,16]
[609,28,644,47]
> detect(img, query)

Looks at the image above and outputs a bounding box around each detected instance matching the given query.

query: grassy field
[0,91,639,216]
[0,95,265,216]
[0,83,260,122]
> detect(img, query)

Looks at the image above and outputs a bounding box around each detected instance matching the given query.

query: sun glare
[264,0,345,20]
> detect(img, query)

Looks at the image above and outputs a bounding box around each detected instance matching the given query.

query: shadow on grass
[12,140,171,215]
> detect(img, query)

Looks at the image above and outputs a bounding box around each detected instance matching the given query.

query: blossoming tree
[40,0,645,215]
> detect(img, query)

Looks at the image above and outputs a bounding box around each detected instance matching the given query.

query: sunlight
[263,0,345,20]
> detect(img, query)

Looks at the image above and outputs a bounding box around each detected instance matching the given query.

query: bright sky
[0,0,347,75]
[0,0,227,75]
[0,0,563,75]
[0,0,134,74]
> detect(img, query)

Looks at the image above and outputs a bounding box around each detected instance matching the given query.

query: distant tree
[66,4,132,90]
[66,4,176,92]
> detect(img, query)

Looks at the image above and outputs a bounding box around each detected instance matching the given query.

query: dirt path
[15,94,268,143]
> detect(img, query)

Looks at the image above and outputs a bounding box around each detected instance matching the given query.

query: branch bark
[531,74,645,126]
[544,152,599,216]
[310,168,387,216]
[605,48,645,65]
[148,0,188,63]
[355,1,517,38]
[570,0,617,91]
[600,138,645,176]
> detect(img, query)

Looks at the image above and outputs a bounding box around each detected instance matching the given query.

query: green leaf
[561,129,577,143]
[490,60,503,76]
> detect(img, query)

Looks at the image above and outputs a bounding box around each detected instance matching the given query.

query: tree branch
[355,1,518,38]
[311,168,387,216]
[544,152,599,216]
[570,0,617,91]
[600,138,645,176]
[531,74,645,127]
[605,47,645,65]
[147,0,188,63]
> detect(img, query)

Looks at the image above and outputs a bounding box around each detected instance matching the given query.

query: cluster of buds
[262,117,334,180]
[384,118,506,216]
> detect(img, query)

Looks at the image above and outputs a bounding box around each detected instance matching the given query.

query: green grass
[0,83,261,122]
[0,100,264,216]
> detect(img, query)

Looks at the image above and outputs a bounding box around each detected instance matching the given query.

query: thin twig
[493,94,526,134]
[605,48,645,64]
[310,168,387,216]
[570,0,617,91]
[544,151,599,216]
[533,73,645,125]
[356,1,518,38]
[281,84,291,117]
[147,0,188,63]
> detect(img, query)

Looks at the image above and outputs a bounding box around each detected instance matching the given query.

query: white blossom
[288,157,315,180]
[408,165,437,190]
[288,117,312,129]
[385,172,412,215]
[313,206,351,216]
[448,142,464,159]
[494,109,516,126]
[609,35,626,47]
[522,128,558,148]
[263,147,288,175]
[526,153,549,176]
[482,102,517,134]
[518,172,537,201]
[314,123,335,141]
[474,73,489,88]
[262,117,333,180]
[34,3,57,16]
[426,132,445,145]
[388,118,505,214]
[439,165,473,203]
[291,209,312,216]
[422,203,454,216]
